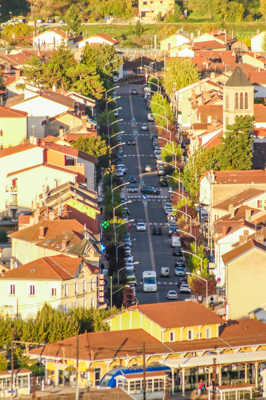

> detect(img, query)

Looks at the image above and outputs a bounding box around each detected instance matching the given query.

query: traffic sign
[100,243,106,254]
[101,220,110,229]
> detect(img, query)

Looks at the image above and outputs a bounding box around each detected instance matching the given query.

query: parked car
[147,113,154,122]
[159,177,168,187]
[173,246,182,256]
[129,176,137,183]
[116,164,127,174]
[175,266,186,277]
[175,257,185,268]
[158,167,165,176]
[166,290,178,300]
[131,88,137,95]
[136,221,147,231]
[127,137,136,145]
[141,185,160,195]
[179,283,191,294]
[168,223,177,236]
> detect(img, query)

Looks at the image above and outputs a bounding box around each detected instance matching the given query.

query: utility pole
[212,357,217,400]
[75,334,79,400]
[143,342,146,400]
[11,327,14,393]
[110,275,113,309]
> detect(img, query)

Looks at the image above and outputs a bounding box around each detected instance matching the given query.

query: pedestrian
[198,379,203,395]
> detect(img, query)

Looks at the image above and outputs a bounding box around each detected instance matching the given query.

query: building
[160,32,190,54]
[0,369,31,398]
[0,255,102,318]
[251,31,266,52]
[0,141,96,216]
[0,106,27,148]
[223,66,254,132]
[138,0,174,20]
[77,33,119,49]
[10,217,101,268]
[33,29,68,49]
[28,301,266,394]
[224,238,266,319]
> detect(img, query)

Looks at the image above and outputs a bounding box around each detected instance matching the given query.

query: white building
[251,31,266,52]
[33,29,68,49]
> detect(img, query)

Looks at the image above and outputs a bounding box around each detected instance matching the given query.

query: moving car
[127,137,136,145]
[175,257,185,268]
[152,225,162,235]
[143,164,152,172]
[131,88,137,95]
[136,221,147,231]
[160,267,170,277]
[141,185,160,195]
[129,176,137,183]
[141,124,148,131]
[166,290,178,300]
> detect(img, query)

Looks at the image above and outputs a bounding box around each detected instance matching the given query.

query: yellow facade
[0,115,27,148]
[108,310,219,343]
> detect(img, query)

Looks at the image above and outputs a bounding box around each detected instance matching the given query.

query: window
[206,327,210,338]
[65,155,75,166]
[9,284,15,295]
[245,92,248,109]
[240,92,243,109]
[169,331,175,342]
[94,368,101,385]
[29,285,35,296]
[83,279,86,293]
[17,375,28,388]
[51,288,57,297]
[64,284,68,297]
[187,330,193,340]
[235,93,238,109]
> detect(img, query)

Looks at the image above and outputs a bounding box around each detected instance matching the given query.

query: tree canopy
[72,136,109,158]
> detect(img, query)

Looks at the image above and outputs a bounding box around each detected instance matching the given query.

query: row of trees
[23,43,121,100]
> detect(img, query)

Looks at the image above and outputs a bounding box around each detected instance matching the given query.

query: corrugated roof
[225,66,251,87]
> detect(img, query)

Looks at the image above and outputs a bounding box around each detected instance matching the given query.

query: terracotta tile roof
[128,301,222,328]
[193,41,226,51]
[4,74,17,86]
[215,189,264,211]
[0,105,27,117]
[197,104,223,124]
[43,142,96,164]
[5,93,25,107]
[204,130,223,149]
[29,329,168,360]
[212,170,266,184]
[0,143,35,158]
[1,255,83,280]
[254,104,266,123]
[35,28,68,40]
[40,90,75,108]
[216,205,261,223]
[254,128,266,137]
[7,163,82,178]
[28,319,266,361]
[247,71,266,85]
[222,239,266,264]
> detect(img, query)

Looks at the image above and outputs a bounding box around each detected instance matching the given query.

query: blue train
[98,365,171,389]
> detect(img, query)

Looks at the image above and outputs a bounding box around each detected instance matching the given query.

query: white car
[147,113,154,122]
[179,284,191,294]
[166,290,178,300]
[160,267,170,277]
[141,124,148,131]
[136,222,147,231]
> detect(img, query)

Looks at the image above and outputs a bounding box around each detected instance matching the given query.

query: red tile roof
[215,189,264,211]
[1,255,83,280]
[247,71,266,85]
[204,130,223,149]
[89,33,118,45]
[254,128,266,137]
[128,301,222,328]
[193,41,226,51]
[254,104,266,123]
[222,239,266,264]
[0,105,27,118]
[43,142,96,164]
[211,170,266,184]
[0,143,35,158]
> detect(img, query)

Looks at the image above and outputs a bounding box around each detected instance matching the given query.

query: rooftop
[0,105,27,118]
[207,170,266,184]
[222,239,266,264]
[214,189,264,211]
[225,66,251,87]
[127,301,222,328]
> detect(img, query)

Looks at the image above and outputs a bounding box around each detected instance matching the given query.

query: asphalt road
[115,83,191,304]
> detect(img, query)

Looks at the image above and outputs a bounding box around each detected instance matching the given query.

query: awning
[164,350,266,369]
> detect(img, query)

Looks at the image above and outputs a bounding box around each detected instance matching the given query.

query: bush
[0,229,8,243]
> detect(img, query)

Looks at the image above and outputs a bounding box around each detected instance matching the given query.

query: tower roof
[225,66,251,87]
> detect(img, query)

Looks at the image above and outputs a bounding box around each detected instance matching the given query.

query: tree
[161,142,182,164]
[219,115,254,170]
[67,63,104,99]
[23,56,45,87]
[149,92,175,129]
[43,46,74,90]
[183,146,221,201]
[64,4,81,36]
[73,136,108,158]
[27,0,69,20]
[135,20,144,37]
[163,58,198,99]
[0,354,7,372]
[261,0,266,19]
[0,229,8,243]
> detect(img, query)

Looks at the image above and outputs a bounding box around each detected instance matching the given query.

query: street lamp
[177,228,197,251]
[175,209,192,234]
[186,272,208,304]
[166,174,183,197]
[158,137,178,173]
[112,182,130,192]
[111,130,125,138]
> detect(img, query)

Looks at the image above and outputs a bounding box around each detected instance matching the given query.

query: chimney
[255,227,265,243]
[228,204,235,218]
[59,126,65,138]
[61,239,68,251]
[39,226,46,239]
[222,225,227,236]
[245,208,252,221]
